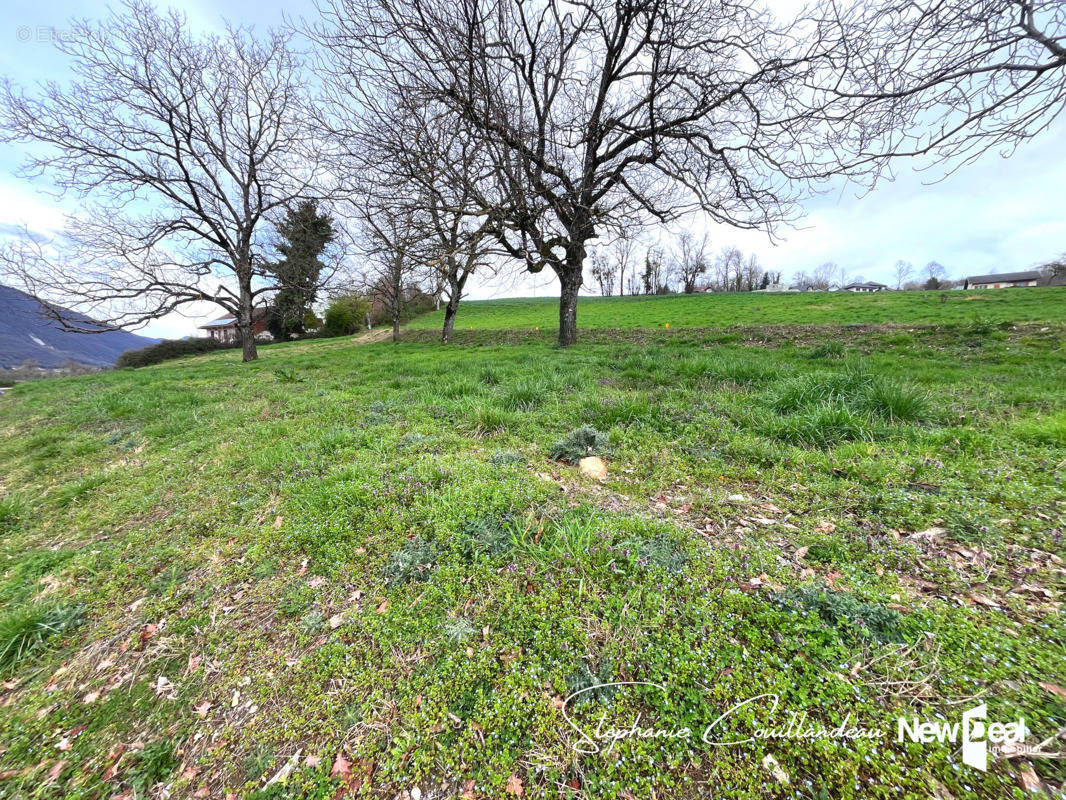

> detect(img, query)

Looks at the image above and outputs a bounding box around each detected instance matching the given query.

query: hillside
[0,311,1064,798]
[408,286,1066,331]
[0,284,159,369]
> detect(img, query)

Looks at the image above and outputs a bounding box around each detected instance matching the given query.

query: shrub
[117,337,231,368]
[322,294,371,337]
[549,425,609,462]
[0,603,85,672]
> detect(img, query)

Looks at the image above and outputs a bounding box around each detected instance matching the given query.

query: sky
[2,0,1064,339]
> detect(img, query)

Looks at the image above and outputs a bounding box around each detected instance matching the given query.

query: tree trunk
[237,270,258,362]
[441,268,469,343]
[441,293,460,342]
[392,302,400,343]
[557,266,582,347]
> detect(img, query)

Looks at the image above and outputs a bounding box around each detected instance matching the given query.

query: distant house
[963,271,1041,290]
[842,281,888,293]
[199,307,270,343]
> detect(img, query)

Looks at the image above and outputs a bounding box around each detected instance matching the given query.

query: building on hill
[199,307,270,343]
[963,271,1041,290]
[841,281,888,292]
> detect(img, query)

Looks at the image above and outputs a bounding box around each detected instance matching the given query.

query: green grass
[408,286,1066,330]
[0,304,1063,799]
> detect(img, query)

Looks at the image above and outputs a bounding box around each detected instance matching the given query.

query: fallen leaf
[461,778,476,799]
[273,515,283,529]
[1015,763,1044,793]
[793,546,808,560]
[46,761,66,783]
[82,690,100,704]
[329,614,344,630]
[304,754,322,768]
[375,599,389,614]
[193,701,212,717]
[139,623,159,648]
[506,773,524,796]
[101,743,126,781]
[815,520,836,533]
[1039,682,1066,700]
[968,593,999,608]
[330,753,352,779]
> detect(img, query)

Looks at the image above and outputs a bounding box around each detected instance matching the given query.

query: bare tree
[674,231,711,294]
[353,200,426,343]
[588,249,618,297]
[712,246,744,292]
[924,260,948,289]
[315,0,849,345]
[613,236,636,298]
[818,1,1066,174]
[741,253,765,292]
[309,21,499,344]
[0,2,335,361]
[811,262,836,290]
[893,259,915,289]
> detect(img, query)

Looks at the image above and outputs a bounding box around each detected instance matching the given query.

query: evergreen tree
[267,201,335,340]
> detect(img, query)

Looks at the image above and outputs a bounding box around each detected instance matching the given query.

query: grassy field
[408,287,1066,331]
[0,308,1064,798]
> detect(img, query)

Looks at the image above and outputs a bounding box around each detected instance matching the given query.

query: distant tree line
[1,0,1063,356]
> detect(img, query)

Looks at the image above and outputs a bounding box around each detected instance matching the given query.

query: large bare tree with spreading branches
[314,0,844,345]
[816,0,1066,173]
[0,2,337,361]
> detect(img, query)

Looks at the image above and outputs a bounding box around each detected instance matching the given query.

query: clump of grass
[771,403,875,447]
[807,340,846,359]
[384,536,438,587]
[549,425,609,462]
[774,361,930,423]
[0,495,26,534]
[466,402,517,435]
[775,585,904,644]
[584,394,654,429]
[0,603,85,672]
[501,378,546,411]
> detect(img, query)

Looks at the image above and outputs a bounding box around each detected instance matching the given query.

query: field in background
[408,286,1066,330]
[0,307,1064,798]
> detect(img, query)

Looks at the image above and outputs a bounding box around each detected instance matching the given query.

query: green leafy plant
[549,425,609,462]
[384,536,438,587]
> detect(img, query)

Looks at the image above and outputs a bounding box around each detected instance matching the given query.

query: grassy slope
[408,287,1066,330]
[0,310,1064,799]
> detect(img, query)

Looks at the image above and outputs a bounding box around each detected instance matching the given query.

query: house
[199,307,270,343]
[841,281,888,292]
[963,270,1041,290]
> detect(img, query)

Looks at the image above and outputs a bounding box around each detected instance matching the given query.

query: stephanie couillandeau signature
[561,682,886,756]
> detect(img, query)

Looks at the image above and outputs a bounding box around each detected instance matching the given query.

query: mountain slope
[0,284,160,368]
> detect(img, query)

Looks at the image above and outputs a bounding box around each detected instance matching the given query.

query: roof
[842,281,887,289]
[200,315,237,329]
[965,271,1041,284]
[198,307,270,329]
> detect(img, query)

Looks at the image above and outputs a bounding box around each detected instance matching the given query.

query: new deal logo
[897,704,1028,771]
